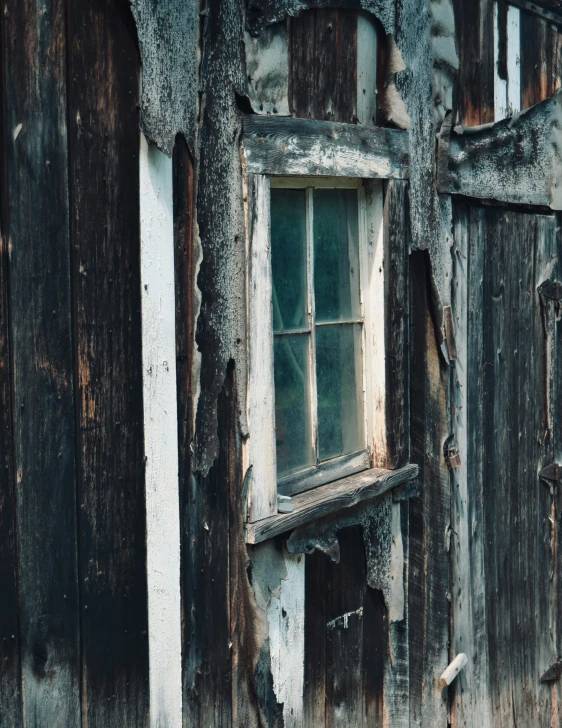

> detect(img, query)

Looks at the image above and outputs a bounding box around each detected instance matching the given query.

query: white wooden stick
[439,653,468,687]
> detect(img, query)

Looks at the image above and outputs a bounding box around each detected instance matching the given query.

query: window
[270,182,369,495]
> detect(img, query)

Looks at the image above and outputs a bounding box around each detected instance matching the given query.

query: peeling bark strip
[438,90,562,209]
[246,0,395,36]
[129,0,199,156]
[242,115,410,178]
[2,1,81,724]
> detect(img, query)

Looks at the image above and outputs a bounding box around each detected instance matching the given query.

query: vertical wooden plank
[67,1,149,724]
[494,1,509,119]
[450,204,493,728]
[304,549,327,727]
[408,251,450,727]
[0,3,21,719]
[268,550,305,728]
[480,0,497,124]
[356,13,377,126]
[452,0,482,125]
[289,9,357,123]
[384,180,410,470]
[246,174,277,523]
[361,580,387,726]
[507,6,521,113]
[520,10,562,109]
[140,135,182,728]
[2,1,81,724]
[325,527,365,728]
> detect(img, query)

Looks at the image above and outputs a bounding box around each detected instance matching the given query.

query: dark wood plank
[304,548,327,726]
[289,9,357,123]
[408,250,449,726]
[245,464,419,544]
[520,9,562,109]
[242,114,410,179]
[67,1,149,724]
[453,0,496,125]
[384,180,410,469]
[0,4,21,721]
[2,1,81,724]
[325,526,365,728]
[362,573,387,726]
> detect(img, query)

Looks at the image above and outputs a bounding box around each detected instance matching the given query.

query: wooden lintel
[242,114,410,180]
[245,463,419,544]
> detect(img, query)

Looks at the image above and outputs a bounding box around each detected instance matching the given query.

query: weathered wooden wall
[0,1,149,725]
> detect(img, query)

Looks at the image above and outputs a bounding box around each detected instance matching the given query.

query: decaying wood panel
[67,1,150,723]
[2,1,81,724]
[289,9,358,122]
[438,90,562,209]
[408,250,450,727]
[183,0,248,724]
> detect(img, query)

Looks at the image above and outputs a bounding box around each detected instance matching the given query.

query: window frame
[245,174,388,522]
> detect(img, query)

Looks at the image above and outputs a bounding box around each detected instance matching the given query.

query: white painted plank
[357,12,378,126]
[246,175,278,522]
[268,549,305,728]
[507,5,521,115]
[359,181,385,466]
[494,2,521,121]
[494,1,508,122]
[140,134,182,728]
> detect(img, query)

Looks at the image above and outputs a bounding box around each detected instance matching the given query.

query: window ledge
[245,463,419,545]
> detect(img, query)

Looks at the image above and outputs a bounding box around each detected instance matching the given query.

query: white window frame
[245,174,387,523]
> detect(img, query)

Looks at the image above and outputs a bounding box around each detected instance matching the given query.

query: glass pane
[271,189,308,333]
[316,324,364,461]
[313,189,360,323]
[274,334,314,476]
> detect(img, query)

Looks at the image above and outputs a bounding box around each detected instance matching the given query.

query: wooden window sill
[245,463,419,545]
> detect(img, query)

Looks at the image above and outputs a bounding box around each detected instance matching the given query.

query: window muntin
[271,185,366,480]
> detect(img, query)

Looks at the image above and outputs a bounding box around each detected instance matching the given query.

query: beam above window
[242,114,410,179]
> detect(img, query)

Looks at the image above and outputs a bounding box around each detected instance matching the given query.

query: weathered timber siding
[451,205,562,727]
[0,0,149,724]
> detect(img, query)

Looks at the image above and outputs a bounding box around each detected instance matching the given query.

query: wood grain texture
[383,180,410,469]
[245,463,418,544]
[521,8,562,110]
[246,174,277,522]
[0,96,21,728]
[0,4,21,720]
[278,450,371,497]
[242,114,410,179]
[408,251,450,727]
[289,8,358,123]
[2,1,81,724]
[67,1,149,723]
[453,0,495,125]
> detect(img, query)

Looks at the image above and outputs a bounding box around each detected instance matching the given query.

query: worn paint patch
[129,0,199,155]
